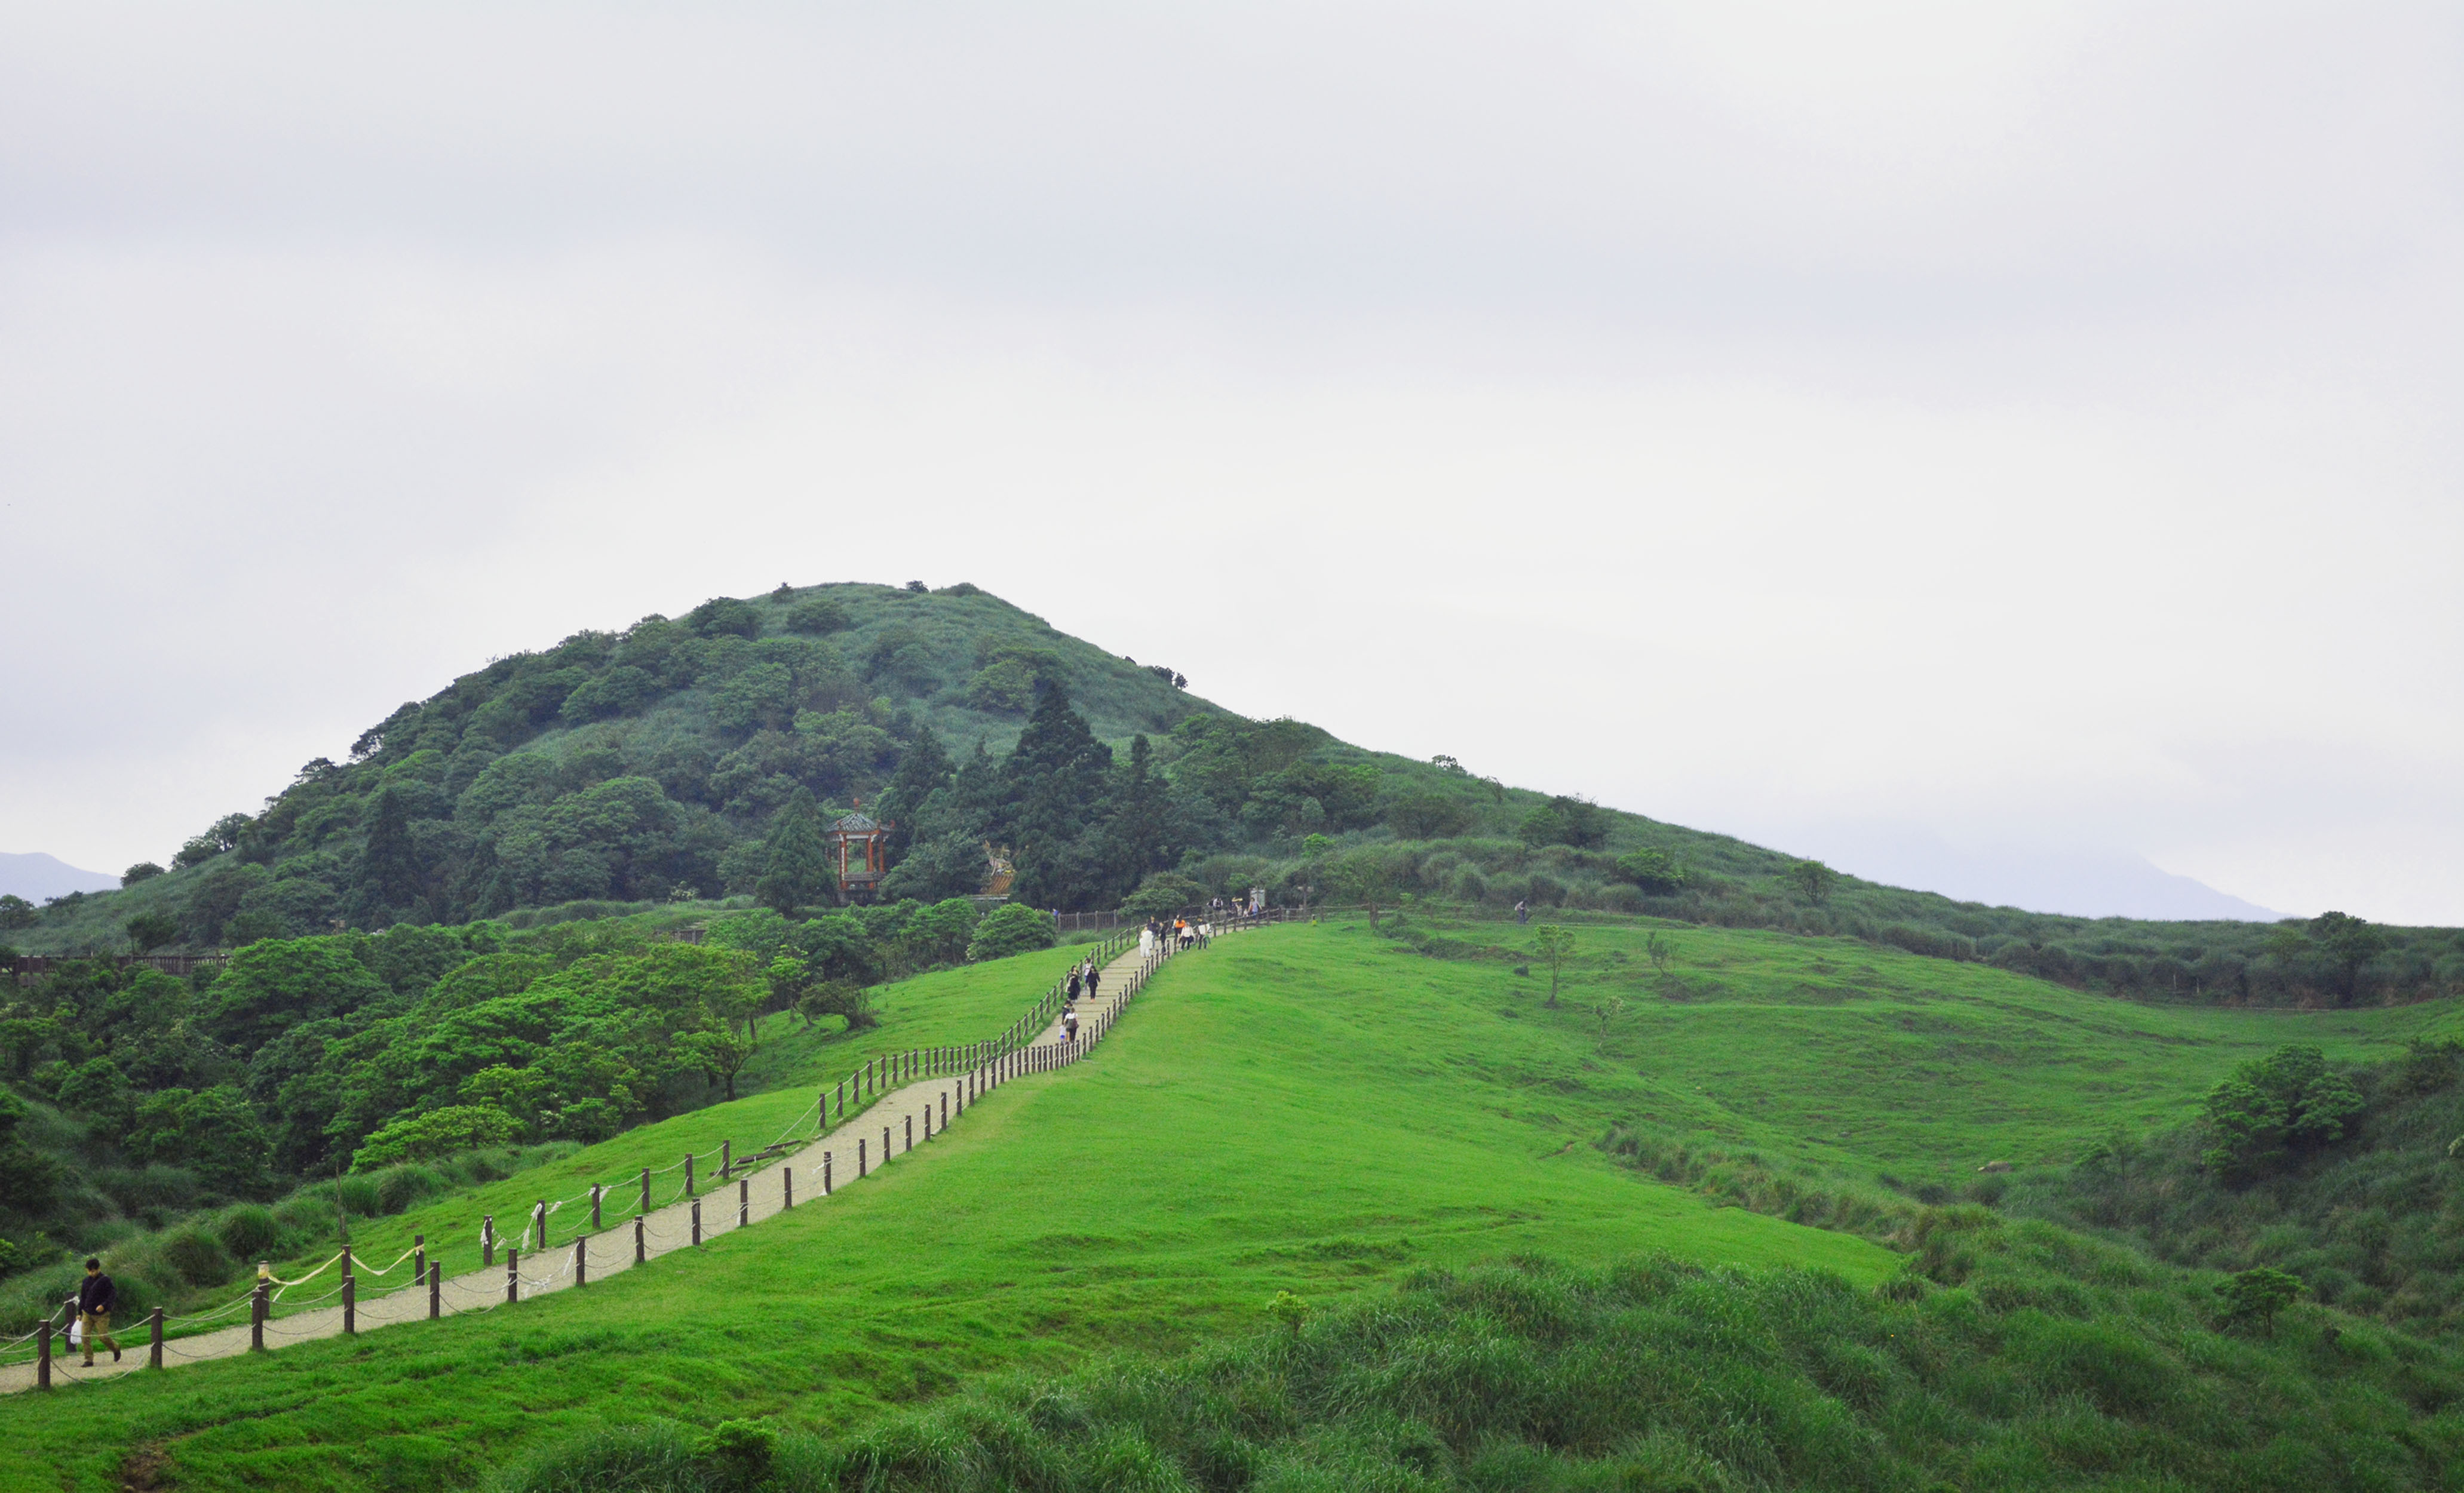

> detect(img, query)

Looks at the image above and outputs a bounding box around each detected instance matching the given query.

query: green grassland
[0,922,1882,1491]
[1370,908,2453,1188]
[8,914,2451,1491]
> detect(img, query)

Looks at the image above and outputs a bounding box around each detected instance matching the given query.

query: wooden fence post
[591,1185,602,1232]
[858,1137,867,1178]
[429,1261,441,1319]
[824,1151,833,1194]
[35,1317,48,1388]
[413,1234,426,1287]
[148,1306,163,1369]
[634,1215,646,1265]
[575,1235,587,1288]
[533,1200,547,1251]
[251,1279,268,1351]
[783,1165,794,1209]
[884,1125,892,1161]
[739,1178,749,1228]
[721,1140,732,1181]
[483,1215,495,1267]
[691,1199,702,1246]
[941,1092,949,1130]
[820,1089,830,1133]
[507,1249,518,1304]
[640,1168,651,1215]
[906,1114,915,1151]
[685,1152,696,1198]
[343,1273,355,1335]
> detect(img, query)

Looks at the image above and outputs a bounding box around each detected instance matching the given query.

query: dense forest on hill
[9,580,2457,1009]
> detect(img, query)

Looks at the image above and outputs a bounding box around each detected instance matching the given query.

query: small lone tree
[1645,930,1677,976]
[1785,859,1837,904]
[1267,1290,1310,1337]
[2216,1267,2302,1335]
[1532,924,1575,1008]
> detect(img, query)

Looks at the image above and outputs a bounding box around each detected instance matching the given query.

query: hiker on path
[75,1258,120,1365]
[1086,963,1101,997]
[1139,925,1153,957]
[1067,968,1082,1002]
[1515,899,1530,925]
[1064,1009,1079,1043]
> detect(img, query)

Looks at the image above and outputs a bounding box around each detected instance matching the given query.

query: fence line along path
[0,924,1232,1394]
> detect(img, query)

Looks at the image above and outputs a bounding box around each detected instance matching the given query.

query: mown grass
[0,923,1884,1491]
[2,915,2448,1491]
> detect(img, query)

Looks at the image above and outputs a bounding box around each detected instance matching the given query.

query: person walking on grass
[76,1257,120,1365]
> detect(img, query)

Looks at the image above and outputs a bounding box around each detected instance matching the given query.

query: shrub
[1121,873,1206,920]
[158,1227,232,1287]
[968,903,1055,961]
[785,598,848,635]
[352,1105,523,1171]
[216,1205,281,1261]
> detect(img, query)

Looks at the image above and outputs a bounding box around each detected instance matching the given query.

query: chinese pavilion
[828,803,891,902]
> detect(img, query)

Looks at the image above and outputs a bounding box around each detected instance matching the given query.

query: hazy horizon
[5,3,2458,922]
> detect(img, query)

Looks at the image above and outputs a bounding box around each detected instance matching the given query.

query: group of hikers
[1135,916,1209,957]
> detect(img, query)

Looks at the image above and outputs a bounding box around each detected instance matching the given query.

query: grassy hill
[8,916,2462,1489]
[13,580,2458,1016]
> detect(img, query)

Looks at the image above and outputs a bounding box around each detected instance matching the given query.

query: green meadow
[2,914,2447,1491]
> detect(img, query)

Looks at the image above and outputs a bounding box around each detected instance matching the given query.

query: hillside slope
[11,580,2459,1010]
[0,923,1892,1491]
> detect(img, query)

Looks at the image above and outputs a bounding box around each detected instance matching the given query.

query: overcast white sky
[4,2,2460,923]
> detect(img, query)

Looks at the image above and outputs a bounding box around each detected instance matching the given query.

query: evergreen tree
[1102,735,1174,900]
[362,784,421,913]
[879,724,956,865]
[1001,684,1113,908]
[756,789,834,918]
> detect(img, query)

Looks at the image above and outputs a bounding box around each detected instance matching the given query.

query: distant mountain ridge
[0,851,118,902]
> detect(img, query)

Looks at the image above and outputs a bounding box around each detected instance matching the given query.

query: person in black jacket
[76,1258,121,1365]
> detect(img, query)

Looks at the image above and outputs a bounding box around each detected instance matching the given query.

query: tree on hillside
[363,784,422,912]
[1104,735,1176,889]
[756,789,834,918]
[1001,684,1115,908]
[968,902,1055,961]
[2216,1267,2303,1336]
[125,913,179,953]
[2201,1044,2363,1179]
[2307,911,2389,1006]
[878,724,955,866]
[1785,860,1837,904]
[1614,849,1687,895]
[1532,924,1575,1009]
[1519,795,1610,849]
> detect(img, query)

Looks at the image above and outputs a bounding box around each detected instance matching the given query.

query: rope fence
[5,912,1256,1391]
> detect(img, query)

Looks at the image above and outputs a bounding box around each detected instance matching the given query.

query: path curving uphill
[0,926,1225,1394]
